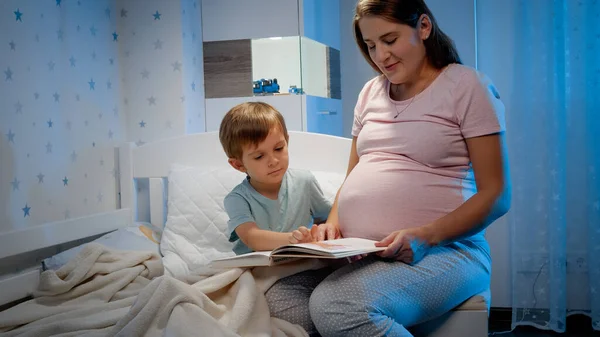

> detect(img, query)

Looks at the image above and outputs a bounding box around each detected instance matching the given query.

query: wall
[1,0,123,232]
[475,0,514,310]
[338,0,512,307]
[1,0,205,231]
[116,0,205,145]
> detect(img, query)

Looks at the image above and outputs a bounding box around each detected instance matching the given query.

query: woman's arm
[422,133,511,246]
[316,137,360,241]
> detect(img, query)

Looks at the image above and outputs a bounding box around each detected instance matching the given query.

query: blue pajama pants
[265,239,491,337]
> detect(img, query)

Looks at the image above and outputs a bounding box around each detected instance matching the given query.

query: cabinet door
[304,95,344,137]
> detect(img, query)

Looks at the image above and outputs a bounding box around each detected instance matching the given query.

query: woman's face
[358,15,430,84]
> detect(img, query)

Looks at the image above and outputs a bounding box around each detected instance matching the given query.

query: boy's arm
[235,222,294,251]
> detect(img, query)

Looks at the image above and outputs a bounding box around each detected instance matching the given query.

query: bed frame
[0,131,488,337]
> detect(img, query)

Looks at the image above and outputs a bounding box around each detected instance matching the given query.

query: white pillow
[160,165,245,277]
[160,164,346,278]
[311,170,345,203]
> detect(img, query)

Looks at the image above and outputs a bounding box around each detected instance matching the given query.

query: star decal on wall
[57,29,64,41]
[139,120,146,128]
[121,8,128,18]
[5,67,13,81]
[147,96,156,105]
[108,130,114,139]
[37,173,45,183]
[53,92,60,102]
[15,101,23,114]
[63,176,69,186]
[112,32,118,41]
[48,60,55,71]
[9,40,16,50]
[22,204,30,217]
[56,0,62,7]
[47,119,54,128]
[105,7,111,18]
[153,10,161,20]
[34,92,39,99]
[191,81,196,91]
[172,61,182,71]
[6,129,15,143]
[97,191,104,203]
[98,112,103,119]
[141,69,150,79]
[107,80,112,89]
[109,58,114,65]
[14,9,23,22]
[75,94,80,101]
[46,142,53,153]
[153,39,163,50]
[76,25,81,32]
[90,26,97,36]
[70,150,78,162]
[11,178,20,191]
[89,78,96,90]
[69,56,76,67]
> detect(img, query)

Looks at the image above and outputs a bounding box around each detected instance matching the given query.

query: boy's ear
[228,158,246,173]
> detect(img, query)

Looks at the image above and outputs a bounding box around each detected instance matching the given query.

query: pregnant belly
[337,159,465,240]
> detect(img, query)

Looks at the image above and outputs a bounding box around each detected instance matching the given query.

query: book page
[274,238,382,254]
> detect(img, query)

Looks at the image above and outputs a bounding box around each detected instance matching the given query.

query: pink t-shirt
[338,64,505,241]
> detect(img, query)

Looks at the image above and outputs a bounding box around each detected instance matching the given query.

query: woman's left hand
[375,227,432,265]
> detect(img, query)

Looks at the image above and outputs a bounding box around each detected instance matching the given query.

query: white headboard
[119,131,352,229]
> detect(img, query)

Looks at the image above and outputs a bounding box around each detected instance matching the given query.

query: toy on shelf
[288,85,304,95]
[253,78,280,95]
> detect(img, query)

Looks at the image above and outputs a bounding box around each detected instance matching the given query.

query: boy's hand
[289,226,316,244]
[315,222,341,241]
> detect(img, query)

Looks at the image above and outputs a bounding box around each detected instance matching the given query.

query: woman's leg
[309,240,491,337]
[265,267,334,336]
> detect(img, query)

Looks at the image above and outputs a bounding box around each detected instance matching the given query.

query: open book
[209,238,385,269]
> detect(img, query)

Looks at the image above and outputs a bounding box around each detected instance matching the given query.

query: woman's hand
[375,227,432,265]
[314,222,341,241]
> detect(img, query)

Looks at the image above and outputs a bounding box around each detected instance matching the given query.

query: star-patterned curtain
[1,0,204,233]
[479,0,600,332]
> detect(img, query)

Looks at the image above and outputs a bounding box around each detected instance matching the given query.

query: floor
[489,314,600,337]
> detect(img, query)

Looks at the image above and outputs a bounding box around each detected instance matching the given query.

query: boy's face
[229,127,289,185]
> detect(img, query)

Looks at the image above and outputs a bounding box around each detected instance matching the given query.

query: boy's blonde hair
[219,102,289,159]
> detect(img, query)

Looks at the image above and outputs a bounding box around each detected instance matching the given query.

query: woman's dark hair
[353,0,461,73]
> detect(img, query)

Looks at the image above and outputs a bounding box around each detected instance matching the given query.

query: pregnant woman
[264,1,511,336]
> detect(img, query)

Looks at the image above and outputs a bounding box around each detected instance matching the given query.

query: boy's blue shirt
[223,168,332,255]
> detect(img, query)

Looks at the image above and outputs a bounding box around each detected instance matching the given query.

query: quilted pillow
[160,165,246,277]
[160,164,345,278]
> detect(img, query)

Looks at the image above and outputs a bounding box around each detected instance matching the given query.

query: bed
[0,131,489,337]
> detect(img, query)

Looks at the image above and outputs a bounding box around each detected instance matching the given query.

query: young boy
[219,102,332,255]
